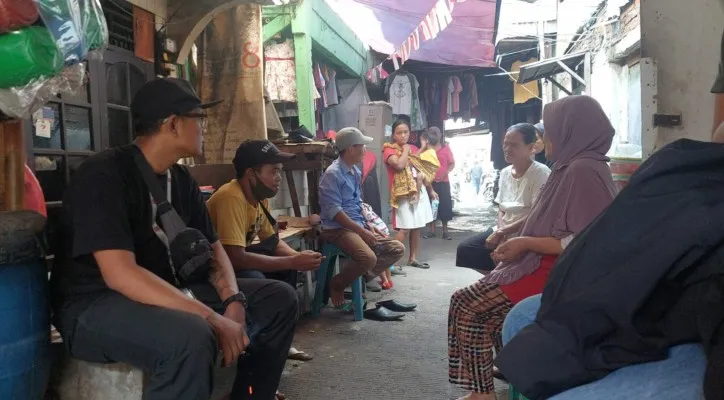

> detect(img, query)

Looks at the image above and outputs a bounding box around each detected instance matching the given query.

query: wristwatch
[221,292,248,310]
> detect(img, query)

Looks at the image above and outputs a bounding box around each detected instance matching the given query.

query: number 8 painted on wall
[242,42,261,69]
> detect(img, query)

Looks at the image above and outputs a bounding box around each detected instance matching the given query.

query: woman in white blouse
[455,123,550,272]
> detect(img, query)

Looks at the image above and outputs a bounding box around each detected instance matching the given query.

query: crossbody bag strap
[257,199,277,234]
[132,145,187,242]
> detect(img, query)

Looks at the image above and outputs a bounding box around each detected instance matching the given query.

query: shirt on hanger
[387,73,415,116]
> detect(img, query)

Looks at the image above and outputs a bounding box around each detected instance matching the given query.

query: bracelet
[221,292,248,310]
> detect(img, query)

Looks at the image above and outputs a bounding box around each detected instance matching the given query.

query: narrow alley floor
[279,189,502,400]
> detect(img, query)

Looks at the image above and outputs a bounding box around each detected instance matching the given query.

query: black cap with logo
[130,78,222,123]
[233,140,296,177]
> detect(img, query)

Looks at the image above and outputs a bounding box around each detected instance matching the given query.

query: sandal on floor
[334,302,354,312]
[287,347,313,362]
[407,260,431,269]
[442,233,453,240]
[423,232,436,239]
[276,391,286,400]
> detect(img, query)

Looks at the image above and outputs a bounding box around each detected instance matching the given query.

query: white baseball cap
[335,127,373,151]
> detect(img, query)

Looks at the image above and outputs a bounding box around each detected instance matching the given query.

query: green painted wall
[263,0,372,130]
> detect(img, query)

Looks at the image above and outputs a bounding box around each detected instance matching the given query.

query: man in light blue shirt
[319,127,405,306]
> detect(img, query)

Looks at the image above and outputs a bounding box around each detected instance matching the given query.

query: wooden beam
[291,1,315,131]
[0,119,26,211]
[263,14,291,43]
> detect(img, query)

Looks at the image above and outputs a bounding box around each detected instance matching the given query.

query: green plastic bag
[0,26,64,89]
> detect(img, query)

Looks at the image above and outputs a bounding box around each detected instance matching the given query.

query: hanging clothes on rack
[264,39,297,103]
[385,70,425,130]
[313,63,327,109]
[450,76,463,114]
[324,65,339,107]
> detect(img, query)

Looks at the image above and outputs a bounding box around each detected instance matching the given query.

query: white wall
[641,0,724,147]
[556,0,606,56]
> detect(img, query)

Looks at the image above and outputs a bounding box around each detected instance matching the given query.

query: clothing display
[385,70,425,130]
[264,39,297,103]
[324,66,339,106]
[495,139,724,400]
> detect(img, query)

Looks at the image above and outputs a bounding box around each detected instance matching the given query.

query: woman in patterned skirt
[448,96,618,400]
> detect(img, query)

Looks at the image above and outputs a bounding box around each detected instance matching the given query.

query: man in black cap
[207,139,323,361]
[50,78,297,400]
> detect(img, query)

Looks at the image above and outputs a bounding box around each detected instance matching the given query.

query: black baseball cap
[130,78,222,122]
[233,140,296,176]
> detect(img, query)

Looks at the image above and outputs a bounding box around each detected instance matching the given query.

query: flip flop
[407,260,430,269]
[442,233,453,240]
[335,302,354,312]
[288,348,314,362]
[276,391,286,399]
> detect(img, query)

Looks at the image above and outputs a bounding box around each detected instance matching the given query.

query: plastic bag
[33,0,108,65]
[431,199,440,221]
[0,26,64,89]
[0,63,86,119]
[0,0,39,33]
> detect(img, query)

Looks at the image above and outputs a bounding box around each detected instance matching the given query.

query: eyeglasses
[176,112,208,130]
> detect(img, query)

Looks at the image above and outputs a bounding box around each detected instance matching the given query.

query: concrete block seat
[48,331,236,400]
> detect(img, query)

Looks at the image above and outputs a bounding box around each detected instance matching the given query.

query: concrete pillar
[197,4,266,164]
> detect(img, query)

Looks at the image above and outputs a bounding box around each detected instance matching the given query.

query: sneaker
[390,266,407,276]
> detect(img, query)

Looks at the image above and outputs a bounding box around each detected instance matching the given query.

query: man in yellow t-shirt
[206,140,323,284]
[207,140,323,363]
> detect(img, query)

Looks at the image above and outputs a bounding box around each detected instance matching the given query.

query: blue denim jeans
[502,294,706,400]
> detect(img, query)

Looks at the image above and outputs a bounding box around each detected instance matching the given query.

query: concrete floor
[277,198,506,400]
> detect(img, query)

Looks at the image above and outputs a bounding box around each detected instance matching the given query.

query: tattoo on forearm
[209,260,234,297]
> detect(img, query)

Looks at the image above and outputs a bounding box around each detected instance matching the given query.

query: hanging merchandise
[0,0,39,34]
[0,27,64,89]
[324,66,339,107]
[264,39,297,102]
[367,0,465,81]
[0,0,108,119]
[385,70,425,131]
[35,0,108,64]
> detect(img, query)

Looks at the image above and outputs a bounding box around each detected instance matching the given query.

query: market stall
[0,2,109,399]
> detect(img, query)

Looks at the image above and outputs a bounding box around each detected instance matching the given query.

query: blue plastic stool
[311,243,364,321]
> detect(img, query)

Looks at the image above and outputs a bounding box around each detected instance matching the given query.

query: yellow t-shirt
[206,180,275,247]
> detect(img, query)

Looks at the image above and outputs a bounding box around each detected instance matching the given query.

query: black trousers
[432,181,454,222]
[55,278,298,400]
[456,228,496,272]
[237,269,298,289]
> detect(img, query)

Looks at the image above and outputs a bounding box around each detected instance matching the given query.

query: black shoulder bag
[132,147,215,287]
[244,200,280,256]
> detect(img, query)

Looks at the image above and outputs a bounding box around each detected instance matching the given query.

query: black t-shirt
[50,145,218,304]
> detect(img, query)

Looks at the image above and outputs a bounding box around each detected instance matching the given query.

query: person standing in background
[469,160,484,196]
[424,127,456,240]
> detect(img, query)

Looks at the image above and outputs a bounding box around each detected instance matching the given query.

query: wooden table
[274,141,337,217]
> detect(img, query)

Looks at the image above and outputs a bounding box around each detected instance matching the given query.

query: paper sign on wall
[33,106,55,138]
